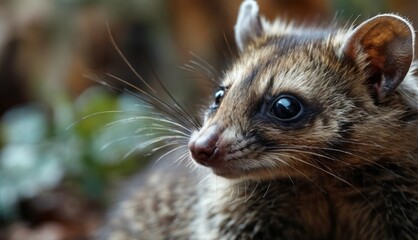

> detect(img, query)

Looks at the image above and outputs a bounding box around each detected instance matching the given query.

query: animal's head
[188,0,417,180]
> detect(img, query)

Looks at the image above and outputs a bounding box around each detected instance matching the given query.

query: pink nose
[189,125,222,166]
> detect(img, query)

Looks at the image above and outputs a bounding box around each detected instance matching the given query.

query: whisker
[151,140,189,153]
[103,114,193,134]
[284,155,377,211]
[189,51,218,75]
[85,72,189,128]
[189,60,216,80]
[100,121,169,137]
[266,144,400,177]
[172,150,191,167]
[197,174,211,186]
[101,131,188,151]
[153,145,188,167]
[269,148,352,167]
[245,182,259,203]
[123,136,187,159]
[106,22,156,94]
[146,63,203,129]
[262,182,271,199]
[181,64,217,85]
[67,110,139,130]
[271,155,326,194]
[101,134,155,151]
[222,31,234,59]
[105,73,200,130]
[138,127,189,138]
[208,29,229,61]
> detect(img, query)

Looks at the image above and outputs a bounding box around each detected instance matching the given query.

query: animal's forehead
[222,41,340,101]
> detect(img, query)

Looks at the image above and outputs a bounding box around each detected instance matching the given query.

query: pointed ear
[340,14,415,102]
[234,0,264,52]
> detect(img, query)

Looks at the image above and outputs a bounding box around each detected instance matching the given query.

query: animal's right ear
[339,14,415,102]
[234,0,264,52]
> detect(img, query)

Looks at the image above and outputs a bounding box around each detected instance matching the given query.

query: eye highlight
[211,87,225,110]
[271,95,303,121]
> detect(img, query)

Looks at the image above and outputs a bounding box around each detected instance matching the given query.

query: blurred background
[0,0,416,239]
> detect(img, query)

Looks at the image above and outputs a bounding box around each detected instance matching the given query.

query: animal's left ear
[340,14,415,102]
[234,0,264,52]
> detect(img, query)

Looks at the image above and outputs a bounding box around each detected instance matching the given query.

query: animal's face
[190,36,357,179]
[188,1,415,180]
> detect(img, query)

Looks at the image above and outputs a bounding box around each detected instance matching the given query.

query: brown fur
[97,1,418,239]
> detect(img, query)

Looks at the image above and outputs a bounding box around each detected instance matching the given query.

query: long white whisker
[123,136,187,159]
[151,141,188,153]
[140,127,190,138]
[198,174,211,186]
[104,116,193,134]
[173,151,191,167]
[104,73,200,130]
[152,145,188,167]
[67,110,139,130]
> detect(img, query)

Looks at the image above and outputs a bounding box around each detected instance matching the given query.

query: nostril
[189,125,221,165]
[194,145,217,165]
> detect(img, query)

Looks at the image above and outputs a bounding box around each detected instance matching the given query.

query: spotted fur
[98,1,418,239]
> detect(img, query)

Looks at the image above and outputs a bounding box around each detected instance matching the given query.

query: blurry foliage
[0,87,152,220]
[0,1,189,236]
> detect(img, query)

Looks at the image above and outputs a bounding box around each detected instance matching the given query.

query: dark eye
[271,95,303,121]
[211,88,225,109]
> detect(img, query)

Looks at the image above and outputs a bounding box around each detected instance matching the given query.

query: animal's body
[98,0,418,239]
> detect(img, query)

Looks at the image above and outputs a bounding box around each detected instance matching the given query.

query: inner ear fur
[340,14,415,102]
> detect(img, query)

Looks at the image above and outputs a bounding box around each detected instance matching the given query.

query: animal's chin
[211,167,245,179]
[208,163,302,180]
[209,165,281,180]
[192,157,300,180]
[194,161,250,179]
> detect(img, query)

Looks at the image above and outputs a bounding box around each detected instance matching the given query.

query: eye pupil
[272,96,302,120]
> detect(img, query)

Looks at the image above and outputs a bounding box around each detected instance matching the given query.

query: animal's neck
[202,155,418,202]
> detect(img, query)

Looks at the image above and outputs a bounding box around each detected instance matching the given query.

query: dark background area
[0,0,417,239]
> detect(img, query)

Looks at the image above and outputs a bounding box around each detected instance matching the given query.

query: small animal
[98,0,418,239]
